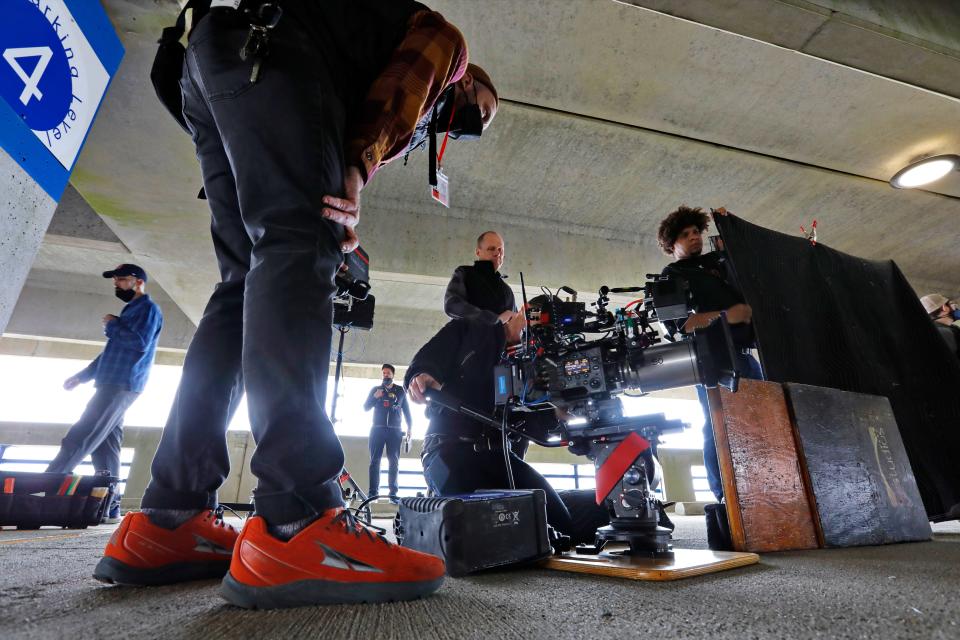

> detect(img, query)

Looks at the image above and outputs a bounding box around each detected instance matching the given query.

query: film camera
[428,274,741,556]
[333,246,375,330]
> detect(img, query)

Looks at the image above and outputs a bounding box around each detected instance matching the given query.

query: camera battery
[396,490,551,577]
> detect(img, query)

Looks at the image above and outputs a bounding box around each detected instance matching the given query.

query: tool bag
[0,472,118,529]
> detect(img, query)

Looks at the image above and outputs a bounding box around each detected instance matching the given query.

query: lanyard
[437,100,457,168]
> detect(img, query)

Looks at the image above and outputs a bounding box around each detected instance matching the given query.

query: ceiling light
[889,154,960,189]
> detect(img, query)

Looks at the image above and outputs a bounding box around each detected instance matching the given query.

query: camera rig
[330,247,375,424]
[333,246,375,331]
[426,274,741,557]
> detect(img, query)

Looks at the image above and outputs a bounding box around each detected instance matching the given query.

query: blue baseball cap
[103,263,148,282]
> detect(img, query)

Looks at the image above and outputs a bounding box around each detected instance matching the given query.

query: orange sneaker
[220,508,445,609]
[94,509,238,586]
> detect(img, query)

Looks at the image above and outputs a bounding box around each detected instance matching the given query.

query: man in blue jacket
[47,264,163,522]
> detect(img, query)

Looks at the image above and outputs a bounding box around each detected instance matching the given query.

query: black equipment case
[396,490,552,577]
[0,472,118,529]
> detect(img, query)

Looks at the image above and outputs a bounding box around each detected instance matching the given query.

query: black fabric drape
[715,214,960,521]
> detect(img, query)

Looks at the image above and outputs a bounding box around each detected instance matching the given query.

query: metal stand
[330,326,349,423]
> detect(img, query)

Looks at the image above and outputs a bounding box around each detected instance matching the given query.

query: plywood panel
[711,380,820,552]
[544,548,759,581]
[785,384,931,546]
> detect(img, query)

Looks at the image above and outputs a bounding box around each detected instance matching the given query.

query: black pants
[422,443,575,538]
[142,12,347,524]
[47,384,138,514]
[368,427,403,497]
[698,351,764,501]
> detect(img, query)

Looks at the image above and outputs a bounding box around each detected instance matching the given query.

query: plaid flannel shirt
[76,294,163,393]
[345,9,468,184]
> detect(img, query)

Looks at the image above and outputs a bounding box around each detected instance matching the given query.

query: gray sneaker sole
[220,572,444,609]
[93,556,230,586]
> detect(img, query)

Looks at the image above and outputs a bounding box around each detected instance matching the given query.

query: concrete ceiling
[15,0,960,365]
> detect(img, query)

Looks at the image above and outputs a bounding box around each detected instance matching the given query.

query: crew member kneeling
[405,312,606,544]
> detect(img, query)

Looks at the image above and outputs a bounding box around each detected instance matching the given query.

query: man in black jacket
[405,312,604,541]
[364,364,413,498]
[444,231,516,325]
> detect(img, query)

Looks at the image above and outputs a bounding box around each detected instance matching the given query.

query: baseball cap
[466,63,498,107]
[102,263,148,282]
[920,294,948,315]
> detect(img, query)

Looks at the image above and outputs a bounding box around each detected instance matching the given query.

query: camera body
[495,276,737,428]
[491,276,739,554]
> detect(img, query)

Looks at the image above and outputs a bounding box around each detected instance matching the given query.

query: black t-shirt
[661,251,754,348]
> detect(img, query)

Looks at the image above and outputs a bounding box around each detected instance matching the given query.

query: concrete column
[0,152,58,334]
[659,448,701,504]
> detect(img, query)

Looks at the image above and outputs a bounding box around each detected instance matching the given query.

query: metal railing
[0,445,133,488]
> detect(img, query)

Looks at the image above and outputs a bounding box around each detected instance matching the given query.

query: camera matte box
[397,490,552,577]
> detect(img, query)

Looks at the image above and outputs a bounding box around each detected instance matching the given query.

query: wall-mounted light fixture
[889,154,960,189]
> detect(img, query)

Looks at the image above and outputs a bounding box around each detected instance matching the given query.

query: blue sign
[0,0,124,200]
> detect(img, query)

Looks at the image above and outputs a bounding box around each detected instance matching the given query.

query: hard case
[396,490,552,576]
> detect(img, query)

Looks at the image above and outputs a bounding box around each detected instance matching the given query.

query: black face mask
[435,83,483,140]
[383,377,393,386]
[115,287,136,303]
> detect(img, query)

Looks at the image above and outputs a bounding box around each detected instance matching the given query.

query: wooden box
[708,380,820,552]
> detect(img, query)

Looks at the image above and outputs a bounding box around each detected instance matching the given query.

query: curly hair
[656,206,710,256]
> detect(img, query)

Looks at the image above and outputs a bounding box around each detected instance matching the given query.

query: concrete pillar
[0,154,57,334]
[659,448,701,504]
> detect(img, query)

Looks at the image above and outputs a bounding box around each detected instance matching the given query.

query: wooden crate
[708,380,820,552]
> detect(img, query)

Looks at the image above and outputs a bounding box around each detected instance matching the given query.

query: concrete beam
[0,335,186,367]
[7,269,196,350]
[618,1,960,100]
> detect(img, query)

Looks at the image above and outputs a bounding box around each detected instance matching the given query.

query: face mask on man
[435,82,483,141]
[115,287,136,303]
[383,377,393,386]
[951,309,960,321]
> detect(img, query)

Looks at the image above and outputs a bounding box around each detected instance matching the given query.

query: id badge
[431,169,450,207]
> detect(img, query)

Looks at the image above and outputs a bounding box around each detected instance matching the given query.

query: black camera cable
[501,407,515,490]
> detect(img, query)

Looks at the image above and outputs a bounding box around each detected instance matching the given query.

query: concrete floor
[1,516,958,640]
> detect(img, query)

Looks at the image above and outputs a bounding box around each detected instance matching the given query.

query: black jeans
[48,384,138,514]
[698,351,764,501]
[368,427,403,497]
[142,12,347,525]
[422,443,574,537]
